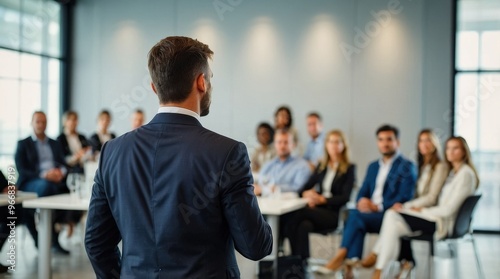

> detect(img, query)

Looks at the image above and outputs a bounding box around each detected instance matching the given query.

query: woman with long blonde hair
[283,130,356,261]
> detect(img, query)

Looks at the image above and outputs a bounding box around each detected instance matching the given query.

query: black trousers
[398,213,437,265]
[283,206,339,259]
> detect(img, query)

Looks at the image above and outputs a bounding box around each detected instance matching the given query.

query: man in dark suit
[315,125,416,275]
[14,111,70,254]
[85,36,272,279]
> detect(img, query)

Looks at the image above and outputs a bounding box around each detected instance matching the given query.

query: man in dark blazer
[14,111,69,254]
[85,36,272,279]
[315,125,416,275]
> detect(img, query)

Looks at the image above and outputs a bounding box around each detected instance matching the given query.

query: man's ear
[196,73,206,93]
[150,82,158,94]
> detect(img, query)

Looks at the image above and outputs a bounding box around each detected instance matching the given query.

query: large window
[455,0,500,231]
[0,0,64,173]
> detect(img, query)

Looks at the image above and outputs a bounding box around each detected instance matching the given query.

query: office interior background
[0,0,499,234]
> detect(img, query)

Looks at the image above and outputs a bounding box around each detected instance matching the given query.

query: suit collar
[148,113,203,127]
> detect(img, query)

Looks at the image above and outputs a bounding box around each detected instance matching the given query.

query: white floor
[1,225,498,279]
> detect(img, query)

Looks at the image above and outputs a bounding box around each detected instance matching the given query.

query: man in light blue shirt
[255,129,311,195]
[303,112,325,169]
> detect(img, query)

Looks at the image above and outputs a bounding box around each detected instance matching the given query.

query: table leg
[267,215,279,279]
[38,208,52,279]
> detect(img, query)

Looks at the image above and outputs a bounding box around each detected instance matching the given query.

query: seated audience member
[57,110,91,174]
[254,129,311,195]
[251,122,275,173]
[0,170,16,272]
[89,110,116,155]
[284,130,355,261]
[130,108,145,130]
[274,106,301,155]
[360,129,448,274]
[14,111,70,254]
[314,124,417,276]
[303,112,325,169]
[365,136,479,279]
[57,111,88,237]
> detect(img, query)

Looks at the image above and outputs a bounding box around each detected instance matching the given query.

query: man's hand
[357,197,378,213]
[253,184,262,196]
[45,168,64,183]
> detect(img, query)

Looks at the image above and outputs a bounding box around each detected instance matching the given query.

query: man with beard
[313,124,417,276]
[85,36,272,279]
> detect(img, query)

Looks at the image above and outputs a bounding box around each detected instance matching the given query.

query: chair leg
[471,236,485,279]
[447,240,457,258]
[428,242,433,279]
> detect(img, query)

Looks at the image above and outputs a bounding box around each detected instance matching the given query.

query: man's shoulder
[394,155,415,168]
[17,136,35,148]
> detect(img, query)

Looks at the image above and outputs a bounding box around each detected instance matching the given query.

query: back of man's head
[148,36,214,104]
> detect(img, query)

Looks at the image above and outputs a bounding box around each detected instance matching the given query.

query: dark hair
[98,109,111,119]
[134,109,144,114]
[148,36,214,104]
[307,112,321,121]
[256,122,274,145]
[376,124,399,139]
[62,110,78,122]
[274,106,293,128]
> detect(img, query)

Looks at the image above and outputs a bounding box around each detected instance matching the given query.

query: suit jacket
[299,164,356,210]
[14,136,67,190]
[89,132,116,153]
[56,133,90,158]
[57,133,90,173]
[85,113,273,279]
[357,155,417,210]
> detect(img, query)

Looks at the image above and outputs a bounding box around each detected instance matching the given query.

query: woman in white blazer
[364,136,479,279]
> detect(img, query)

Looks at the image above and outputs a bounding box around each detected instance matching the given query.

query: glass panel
[20,0,44,54]
[20,0,61,57]
[47,81,60,138]
[454,73,479,151]
[45,0,60,57]
[48,57,59,83]
[456,31,479,70]
[478,74,500,151]
[472,73,500,230]
[0,0,21,49]
[0,49,20,79]
[20,52,41,81]
[480,31,500,70]
[19,81,41,138]
[0,79,20,154]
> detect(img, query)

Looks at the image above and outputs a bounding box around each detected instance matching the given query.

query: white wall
[72,0,453,176]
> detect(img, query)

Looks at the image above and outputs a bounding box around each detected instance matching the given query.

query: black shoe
[0,264,9,273]
[52,244,70,255]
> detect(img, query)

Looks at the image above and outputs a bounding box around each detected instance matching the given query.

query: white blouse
[321,166,337,198]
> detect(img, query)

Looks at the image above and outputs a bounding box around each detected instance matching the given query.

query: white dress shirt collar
[157,106,200,121]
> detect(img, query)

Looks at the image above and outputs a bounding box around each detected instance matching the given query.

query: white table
[0,191,38,206]
[23,194,90,279]
[257,197,308,278]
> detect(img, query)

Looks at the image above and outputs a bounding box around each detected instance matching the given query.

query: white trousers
[372,210,413,270]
